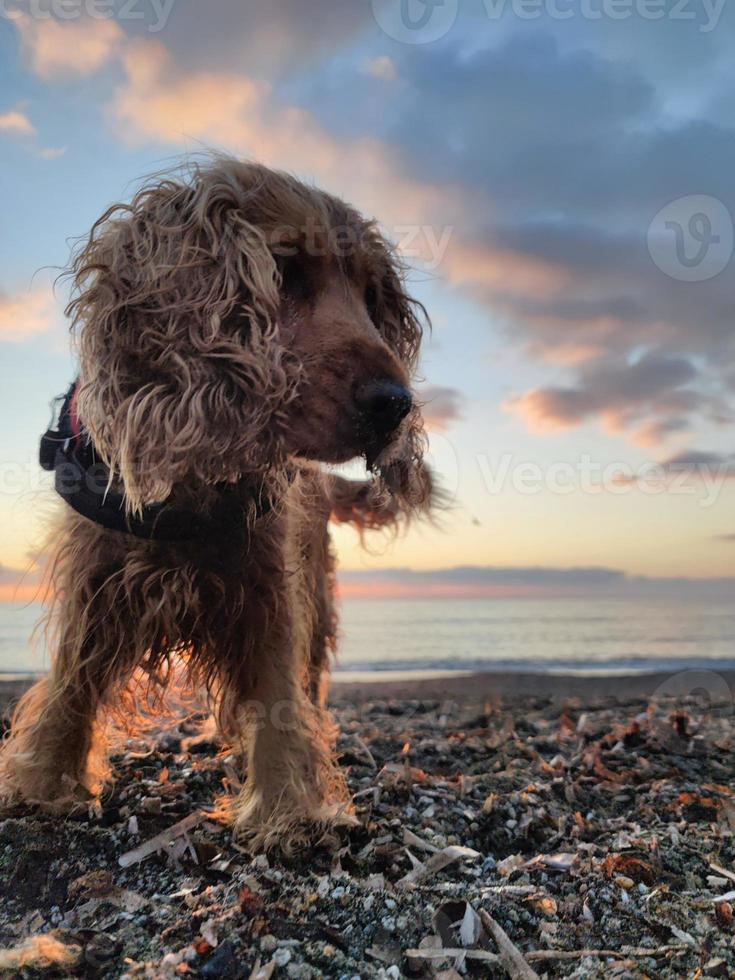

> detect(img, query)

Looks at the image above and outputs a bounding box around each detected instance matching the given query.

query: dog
[0,156,433,852]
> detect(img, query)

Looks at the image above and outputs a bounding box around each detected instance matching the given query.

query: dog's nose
[355,380,413,437]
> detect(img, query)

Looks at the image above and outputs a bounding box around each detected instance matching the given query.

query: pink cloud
[505,388,578,434]
[109,40,468,253]
[362,56,398,82]
[107,38,572,319]
[441,240,570,300]
[12,12,123,79]
[419,385,463,432]
[525,341,608,367]
[505,352,704,445]
[0,285,57,342]
[0,109,35,136]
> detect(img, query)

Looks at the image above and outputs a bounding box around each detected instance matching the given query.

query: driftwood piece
[479,909,540,980]
[118,811,206,868]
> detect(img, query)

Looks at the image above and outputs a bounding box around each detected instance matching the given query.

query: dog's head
[67,156,429,514]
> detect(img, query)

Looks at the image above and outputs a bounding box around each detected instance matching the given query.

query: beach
[1,672,734,978]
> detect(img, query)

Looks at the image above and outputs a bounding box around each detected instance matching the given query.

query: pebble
[274,948,292,967]
[615,875,635,890]
[707,875,730,889]
[260,934,278,952]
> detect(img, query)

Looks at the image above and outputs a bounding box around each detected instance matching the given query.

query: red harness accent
[68,383,82,440]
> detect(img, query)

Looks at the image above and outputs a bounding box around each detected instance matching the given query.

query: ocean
[1,596,734,680]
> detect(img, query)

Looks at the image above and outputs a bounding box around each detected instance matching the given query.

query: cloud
[506,351,703,440]
[383,35,655,195]
[12,12,123,79]
[0,108,65,159]
[40,23,729,454]
[338,565,735,599]
[419,385,463,432]
[0,109,35,136]
[302,34,735,448]
[0,284,57,342]
[715,533,735,543]
[152,0,375,79]
[38,146,67,160]
[658,449,735,475]
[609,448,735,493]
[109,40,465,237]
[631,418,690,449]
[362,56,397,82]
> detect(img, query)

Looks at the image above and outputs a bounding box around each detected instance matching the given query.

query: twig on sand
[404,947,501,965]
[397,844,481,888]
[350,733,377,769]
[118,811,206,868]
[479,909,540,980]
[405,935,688,974]
[525,944,687,962]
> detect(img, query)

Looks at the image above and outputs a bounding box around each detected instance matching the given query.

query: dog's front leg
[0,620,115,810]
[0,533,142,811]
[227,594,353,854]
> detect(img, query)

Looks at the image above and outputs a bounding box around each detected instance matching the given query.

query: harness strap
[39,380,271,541]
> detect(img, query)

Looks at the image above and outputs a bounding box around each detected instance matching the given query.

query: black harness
[39,381,272,542]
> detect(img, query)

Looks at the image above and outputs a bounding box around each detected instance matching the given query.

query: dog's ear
[378,266,424,373]
[67,162,300,513]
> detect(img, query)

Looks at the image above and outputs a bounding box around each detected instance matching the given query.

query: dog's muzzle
[355,379,412,439]
[354,379,412,467]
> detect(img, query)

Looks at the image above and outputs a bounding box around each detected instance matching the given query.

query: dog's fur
[0,157,432,851]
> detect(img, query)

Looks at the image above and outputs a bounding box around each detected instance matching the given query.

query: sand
[0,672,734,978]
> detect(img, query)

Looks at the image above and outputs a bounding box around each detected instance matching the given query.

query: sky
[0,0,734,599]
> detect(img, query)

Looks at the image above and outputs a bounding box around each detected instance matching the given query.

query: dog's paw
[231,787,358,855]
[0,752,93,813]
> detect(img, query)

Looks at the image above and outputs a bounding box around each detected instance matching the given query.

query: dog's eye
[364,284,379,322]
[275,251,311,304]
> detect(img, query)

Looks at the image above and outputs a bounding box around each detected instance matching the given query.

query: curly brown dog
[0,156,433,852]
